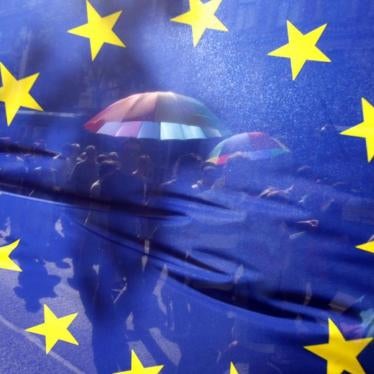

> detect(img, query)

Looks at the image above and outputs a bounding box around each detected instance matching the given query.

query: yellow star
[230,362,239,374]
[341,98,374,162]
[0,64,42,126]
[68,0,125,61]
[356,240,374,254]
[26,304,79,354]
[268,21,331,80]
[170,0,228,47]
[114,350,164,374]
[304,319,373,374]
[0,239,21,272]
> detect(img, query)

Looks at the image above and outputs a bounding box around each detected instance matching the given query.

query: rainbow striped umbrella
[84,92,225,140]
[207,132,290,165]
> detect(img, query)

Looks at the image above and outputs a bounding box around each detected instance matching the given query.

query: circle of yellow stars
[0,1,373,373]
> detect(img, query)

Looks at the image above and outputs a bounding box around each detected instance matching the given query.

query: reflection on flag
[0,1,373,373]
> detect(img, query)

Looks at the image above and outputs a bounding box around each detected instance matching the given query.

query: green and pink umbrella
[84,91,225,140]
[207,132,290,165]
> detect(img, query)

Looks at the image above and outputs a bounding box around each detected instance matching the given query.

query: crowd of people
[0,134,373,372]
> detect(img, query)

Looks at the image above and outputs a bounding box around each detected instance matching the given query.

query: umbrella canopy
[207,132,290,165]
[84,92,225,140]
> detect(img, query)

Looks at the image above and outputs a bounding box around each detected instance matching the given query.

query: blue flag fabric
[0,1,373,373]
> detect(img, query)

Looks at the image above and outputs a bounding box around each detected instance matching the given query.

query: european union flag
[0,1,373,373]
